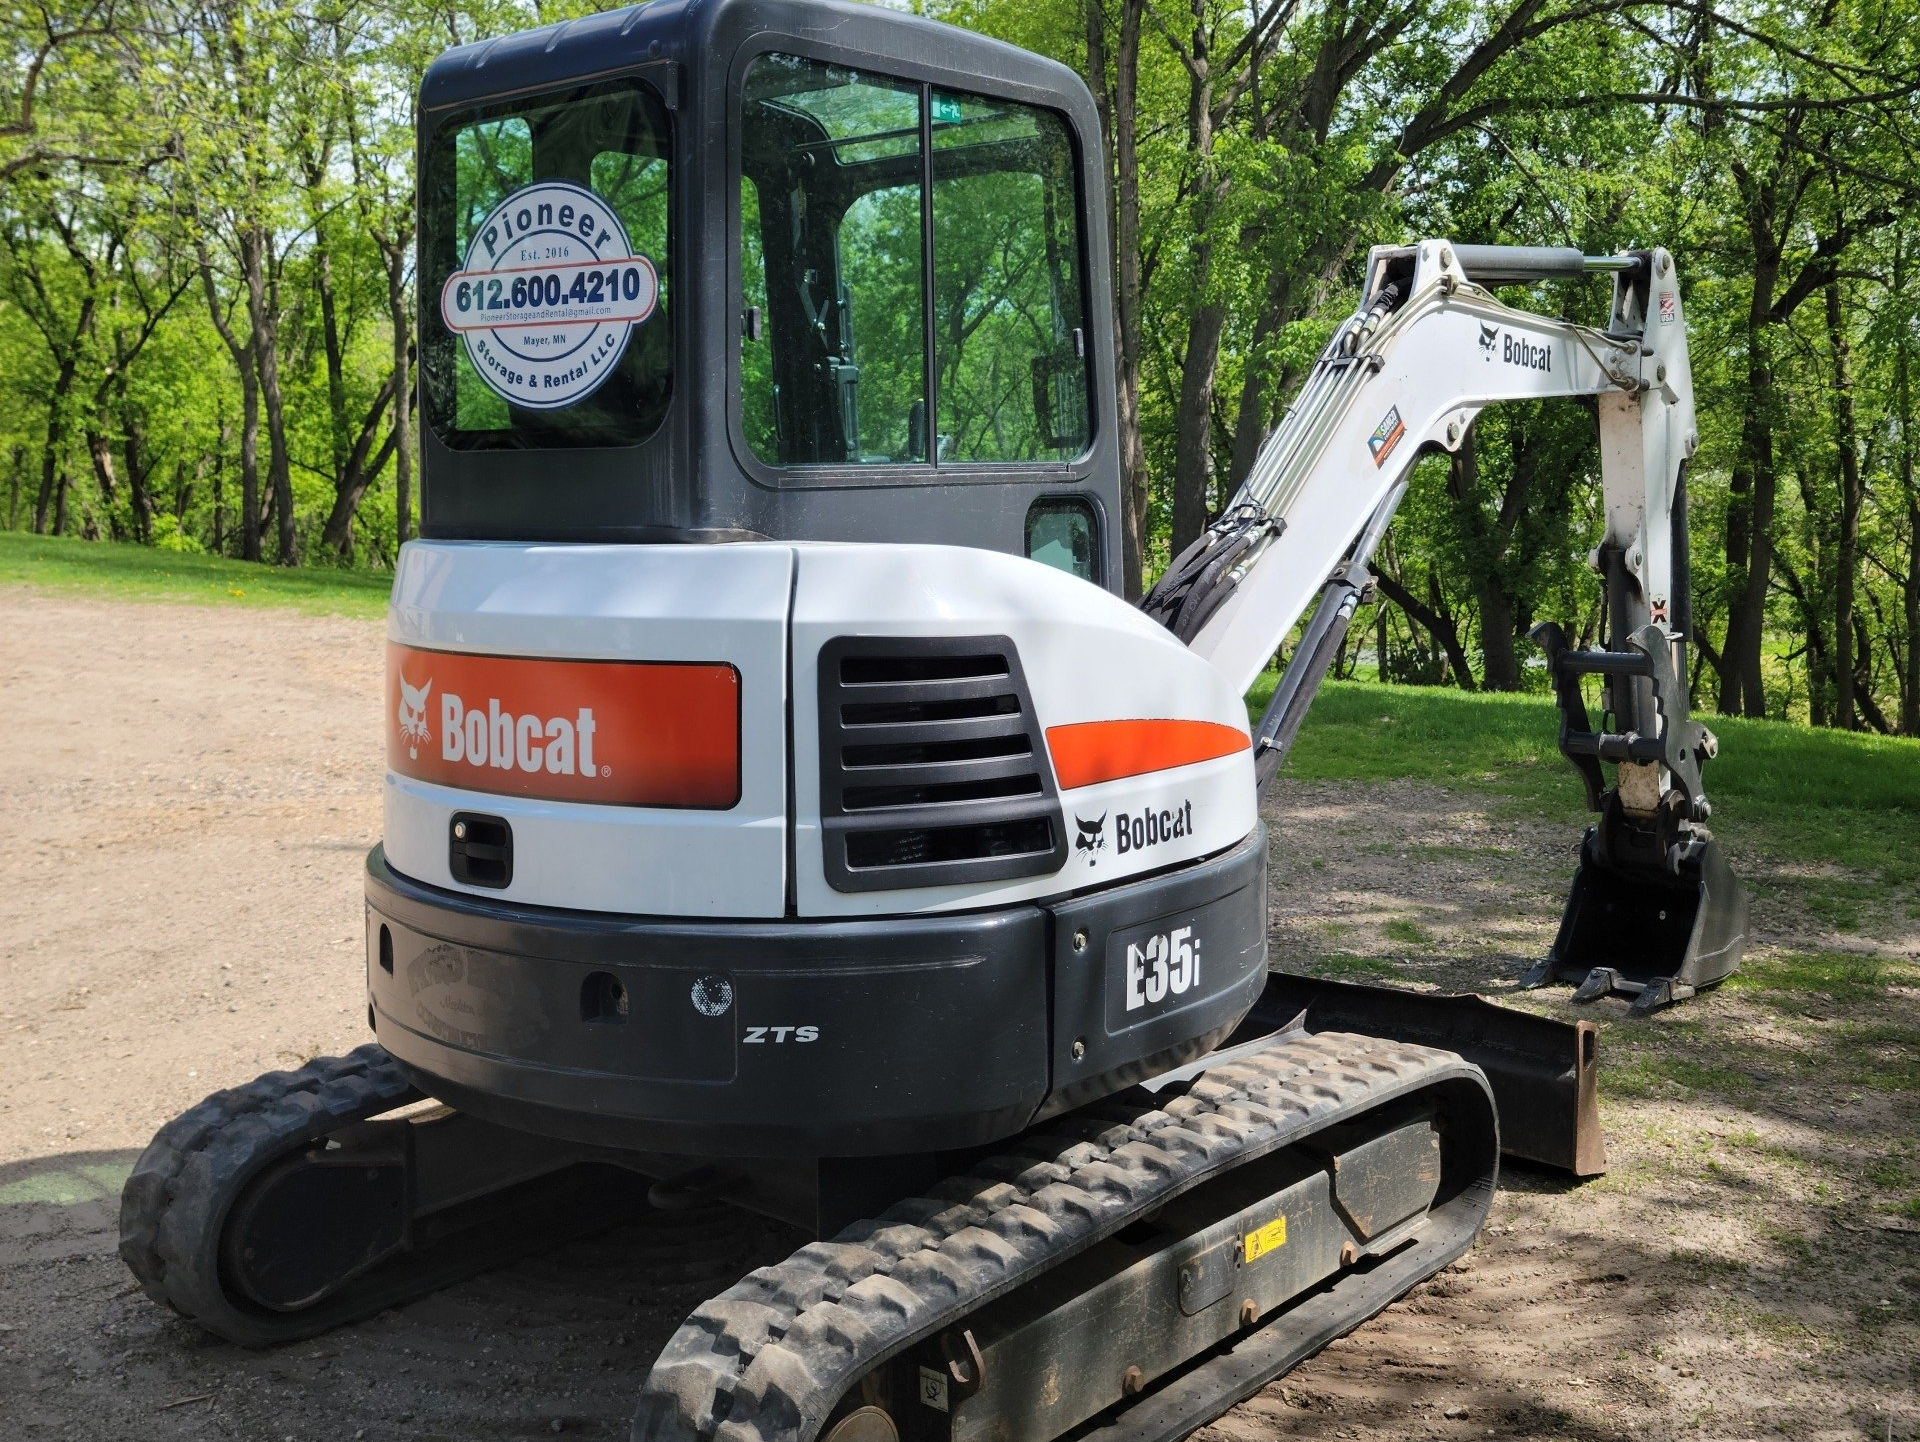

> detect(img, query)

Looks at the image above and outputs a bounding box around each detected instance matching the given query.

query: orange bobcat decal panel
[388,643,740,809]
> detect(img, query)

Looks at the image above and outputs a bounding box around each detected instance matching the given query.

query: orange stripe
[1046,719,1250,791]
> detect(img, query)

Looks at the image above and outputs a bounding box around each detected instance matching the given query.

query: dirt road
[2,589,1914,1441]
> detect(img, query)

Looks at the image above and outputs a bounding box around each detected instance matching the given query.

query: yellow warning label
[1243,1215,1287,1264]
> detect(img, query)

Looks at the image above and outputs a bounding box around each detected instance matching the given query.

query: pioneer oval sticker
[388,644,740,809]
[438,180,659,410]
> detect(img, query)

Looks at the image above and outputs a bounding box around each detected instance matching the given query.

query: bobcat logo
[1478,322,1499,358]
[1075,813,1107,865]
[397,675,434,760]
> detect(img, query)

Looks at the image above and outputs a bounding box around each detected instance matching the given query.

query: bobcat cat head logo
[1478,322,1499,357]
[397,675,433,759]
[1075,813,1107,865]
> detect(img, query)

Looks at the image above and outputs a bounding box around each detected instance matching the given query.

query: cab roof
[419,0,1090,116]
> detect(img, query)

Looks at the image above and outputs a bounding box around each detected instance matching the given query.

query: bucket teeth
[1570,967,1619,1005]
[1627,978,1692,1017]
[1517,957,1556,990]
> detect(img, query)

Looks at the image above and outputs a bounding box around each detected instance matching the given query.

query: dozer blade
[1524,828,1748,1017]
[1244,973,1605,1176]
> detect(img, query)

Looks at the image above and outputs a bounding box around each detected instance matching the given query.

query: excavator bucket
[1533,825,1748,1017]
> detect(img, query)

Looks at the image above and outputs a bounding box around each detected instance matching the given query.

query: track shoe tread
[630,1030,1495,1442]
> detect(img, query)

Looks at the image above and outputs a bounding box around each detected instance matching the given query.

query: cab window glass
[738,58,1089,470]
[422,80,672,450]
[739,177,778,458]
[740,55,926,466]
[449,119,531,432]
[932,92,1088,462]
[1026,497,1097,581]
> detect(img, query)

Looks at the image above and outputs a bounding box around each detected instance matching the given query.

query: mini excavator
[122,4,1747,1439]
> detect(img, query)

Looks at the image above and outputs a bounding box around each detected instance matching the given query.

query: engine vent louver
[818,635,1067,892]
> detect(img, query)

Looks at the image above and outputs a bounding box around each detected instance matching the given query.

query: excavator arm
[1147,239,1748,1014]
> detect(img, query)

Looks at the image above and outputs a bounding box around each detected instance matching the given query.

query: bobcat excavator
[120,3,1748,1438]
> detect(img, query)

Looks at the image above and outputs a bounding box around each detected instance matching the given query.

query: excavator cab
[415,0,1122,586]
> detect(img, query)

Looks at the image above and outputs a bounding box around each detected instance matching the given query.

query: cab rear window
[421,79,672,451]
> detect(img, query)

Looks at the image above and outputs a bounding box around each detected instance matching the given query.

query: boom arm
[1144,239,1747,1013]
[1152,240,1690,696]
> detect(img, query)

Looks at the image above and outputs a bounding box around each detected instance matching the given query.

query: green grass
[1309,952,1403,981]
[0,531,392,617]
[1724,950,1892,1009]
[1258,677,1920,889]
[1603,1048,1761,1102]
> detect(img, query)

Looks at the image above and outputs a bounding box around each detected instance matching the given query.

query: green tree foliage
[4,0,1920,731]
[941,0,1920,729]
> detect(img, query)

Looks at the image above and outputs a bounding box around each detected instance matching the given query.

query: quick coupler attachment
[1526,622,1748,1015]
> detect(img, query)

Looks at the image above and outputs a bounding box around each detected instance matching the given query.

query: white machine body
[384,540,1255,919]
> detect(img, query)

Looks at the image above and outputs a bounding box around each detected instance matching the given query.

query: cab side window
[739,56,926,466]
[932,92,1087,462]
[738,56,1089,470]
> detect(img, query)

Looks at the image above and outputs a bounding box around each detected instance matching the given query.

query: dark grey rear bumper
[365,829,1266,1157]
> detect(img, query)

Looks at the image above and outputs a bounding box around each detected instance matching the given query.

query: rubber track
[119,1044,422,1346]
[631,1029,1484,1442]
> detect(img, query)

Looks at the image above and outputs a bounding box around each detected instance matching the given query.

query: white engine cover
[383,541,1255,919]
[789,543,1255,915]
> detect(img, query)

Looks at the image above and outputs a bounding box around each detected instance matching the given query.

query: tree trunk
[7,445,23,530]
[1374,570,1477,691]
[239,353,261,561]
[213,427,227,557]
[1777,552,1831,727]
[1227,286,1289,487]
[1441,427,1523,691]
[1719,261,1779,718]
[318,421,398,557]
[1226,241,1359,487]
[85,421,128,541]
[123,417,153,545]
[198,250,262,561]
[1825,277,1862,729]
[1898,242,1920,737]
[1171,301,1226,551]
[243,230,298,566]
[315,236,350,482]
[1168,1,1222,556]
[1105,0,1147,595]
[33,357,78,534]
